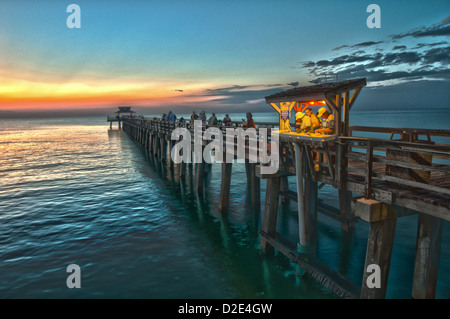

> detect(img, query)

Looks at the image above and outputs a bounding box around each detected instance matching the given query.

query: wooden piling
[304,164,318,248]
[280,176,290,204]
[261,176,281,256]
[219,162,233,213]
[250,163,261,209]
[294,143,307,247]
[412,213,442,299]
[356,198,397,299]
[160,136,166,161]
[196,161,205,194]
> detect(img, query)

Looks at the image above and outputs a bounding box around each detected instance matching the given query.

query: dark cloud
[301,61,315,68]
[440,16,450,25]
[383,52,422,65]
[287,81,299,87]
[300,16,450,86]
[413,41,448,49]
[174,89,184,92]
[332,41,383,51]
[391,15,450,39]
[201,84,289,106]
[314,53,381,68]
[332,45,349,51]
[302,47,450,84]
[423,46,450,65]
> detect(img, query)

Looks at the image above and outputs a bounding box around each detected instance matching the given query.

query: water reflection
[133,137,337,298]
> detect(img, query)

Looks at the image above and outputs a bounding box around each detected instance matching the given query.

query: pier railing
[121,117,279,155]
[277,126,450,219]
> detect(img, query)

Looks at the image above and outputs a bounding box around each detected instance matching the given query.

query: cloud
[171,83,298,112]
[391,15,450,39]
[413,41,448,49]
[302,48,450,85]
[440,16,450,25]
[174,89,184,92]
[332,41,383,51]
[423,46,450,65]
[299,16,450,87]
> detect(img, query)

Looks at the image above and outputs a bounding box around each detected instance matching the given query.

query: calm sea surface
[0,108,449,298]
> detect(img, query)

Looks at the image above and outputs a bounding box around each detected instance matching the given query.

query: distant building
[107,106,136,129]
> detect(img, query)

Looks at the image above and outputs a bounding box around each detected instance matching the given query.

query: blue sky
[0,0,449,114]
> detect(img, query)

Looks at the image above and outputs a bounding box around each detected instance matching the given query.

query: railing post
[365,140,374,199]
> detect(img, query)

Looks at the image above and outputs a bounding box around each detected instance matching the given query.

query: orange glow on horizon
[0,77,222,111]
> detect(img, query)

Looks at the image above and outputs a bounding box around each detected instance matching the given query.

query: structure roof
[115,106,136,113]
[265,78,366,103]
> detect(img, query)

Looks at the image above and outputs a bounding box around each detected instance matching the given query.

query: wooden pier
[113,78,449,299]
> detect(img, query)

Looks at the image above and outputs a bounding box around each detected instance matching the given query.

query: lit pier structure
[118,78,450,298]
[259,78,449,298]
[107,106,136,129]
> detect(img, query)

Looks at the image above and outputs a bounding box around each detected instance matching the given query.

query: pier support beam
[160,137,167,161]
[339,190,354,232]
[304,165,318,248]
[261,176,281,256]
[412,213,442,299]
[250,163,261,209]
[280,176,290,204]
[356,198,397,299]
[219,162,233,213]
[294,143,307,247]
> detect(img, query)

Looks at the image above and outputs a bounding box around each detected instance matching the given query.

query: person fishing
[295,112,313,133]
[315,107,335,134]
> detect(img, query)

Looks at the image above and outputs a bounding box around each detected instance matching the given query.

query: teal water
[0,109,448,298]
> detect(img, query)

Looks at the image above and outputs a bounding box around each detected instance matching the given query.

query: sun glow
[0,76,216,110]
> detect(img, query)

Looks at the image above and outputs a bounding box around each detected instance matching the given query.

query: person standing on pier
[168,111,177,122]
[315,107,335,135]
[208,113,218,125]
[191,111,198,121]
[243,112,255,128]
[200,111,207,124]
[223,114,232,126]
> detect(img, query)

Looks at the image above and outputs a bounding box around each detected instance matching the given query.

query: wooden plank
[345,180,393,203]
[322,142,336,184]
[349,126,450,138]
[304,145,317,182]
[349,87,362,109]
[373,173,450,196]
[394,195,450,221]
[259,230,360,299]
[374,157,449,174]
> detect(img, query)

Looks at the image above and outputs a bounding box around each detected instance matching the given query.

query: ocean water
[0,109,448,299]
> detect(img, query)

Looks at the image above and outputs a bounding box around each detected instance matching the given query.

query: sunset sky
[0,0,449,115]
